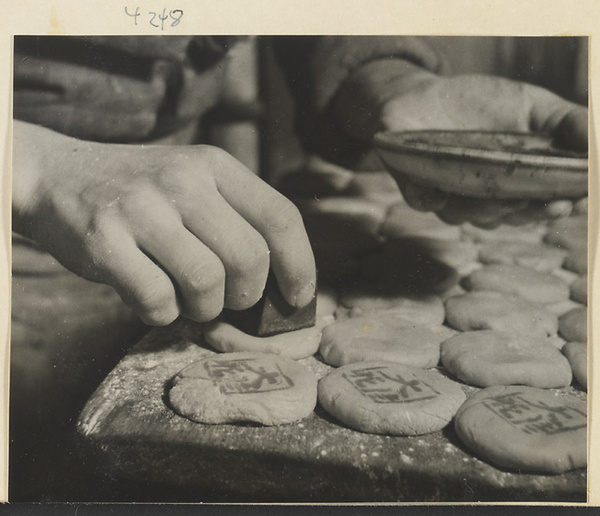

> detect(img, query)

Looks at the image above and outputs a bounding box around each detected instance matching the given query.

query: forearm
[273,36,445,167]
[12,120,51,237]
[332,58,439,142]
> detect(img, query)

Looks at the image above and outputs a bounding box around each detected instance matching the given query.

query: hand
[13,121,316,325]
[335,59,588,227]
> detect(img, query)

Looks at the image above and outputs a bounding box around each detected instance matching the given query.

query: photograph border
[0,0,597,507]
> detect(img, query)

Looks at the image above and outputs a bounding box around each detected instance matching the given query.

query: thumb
[552,107,588,152]
[527,85,588,152]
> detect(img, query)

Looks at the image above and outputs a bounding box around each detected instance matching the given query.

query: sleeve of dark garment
[271,36,447,169]
[13,36,243,143]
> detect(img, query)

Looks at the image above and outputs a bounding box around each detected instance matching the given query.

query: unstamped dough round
[559,306,587,343]
[562,341,587,390]
[563,250,587,274]
[318,361,466,436]
[454,385,587,473]
[444,291,558,338]
[440,330,572,388]
[319,315,456,368]
[203,320,321,360]
[462,264,569,305]
[570,276,587,305]
[478,241,566,273]
[169,352,317,425]
[339,284,445,326]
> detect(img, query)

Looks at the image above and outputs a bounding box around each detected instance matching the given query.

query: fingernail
[294,282,316,308]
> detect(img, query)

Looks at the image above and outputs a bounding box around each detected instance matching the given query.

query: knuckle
[226,233,269,277]
[198,144,233,168]
[180,258,226,296]
[262,197,304,234]
[133,277,179,326]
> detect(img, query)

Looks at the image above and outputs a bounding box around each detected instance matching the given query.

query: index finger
[214,151,316,308]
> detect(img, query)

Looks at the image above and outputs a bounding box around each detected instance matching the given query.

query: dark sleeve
[272,36,446,167]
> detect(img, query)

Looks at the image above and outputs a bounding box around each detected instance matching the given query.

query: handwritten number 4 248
[125,7,184,29]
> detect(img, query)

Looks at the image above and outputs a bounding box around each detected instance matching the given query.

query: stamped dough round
[169,352,317,425]
[319,315,456,368]
[463,264,569,305]
[203,320,321,360]
[562,341,587,390]
[318,361,466,435]
[340,284,445,326]
[559,306,587,343]
[440,330,572,388]
[478,241,566,273]
[454,385,587,473]
[444,291,558,338]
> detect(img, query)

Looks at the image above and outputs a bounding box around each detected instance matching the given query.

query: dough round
[462,222,546,244]
[340,284,445,326]
[559,306,587,343]
[359,240,458,295]
[462,264,569,305]
[478,241,566,273]
[380,202,461,241]
[570,275,587,305]
[169,352,317,425]
[319,315,456,368]
[562,342,587,390]
[454,385,587,473]
[440,330,572,388]
[544,215,587,252]
[563,250,587,274]
[203,320,321,360]
[444,291,558,338]
[318,361,466,435]
[416,237,479,276]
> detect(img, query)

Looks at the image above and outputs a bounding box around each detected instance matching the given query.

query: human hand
[13,121,316,325]
[335,59,588,227]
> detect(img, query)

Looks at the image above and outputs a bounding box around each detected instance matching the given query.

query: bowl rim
[374,130,588,170]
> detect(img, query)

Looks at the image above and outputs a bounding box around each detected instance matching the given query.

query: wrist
[333,58,438,141]
[12,121,81,237]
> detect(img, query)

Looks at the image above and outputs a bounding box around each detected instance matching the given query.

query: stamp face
[483,391,587,435]
[343,366,440,404]
[203,357,294,395]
